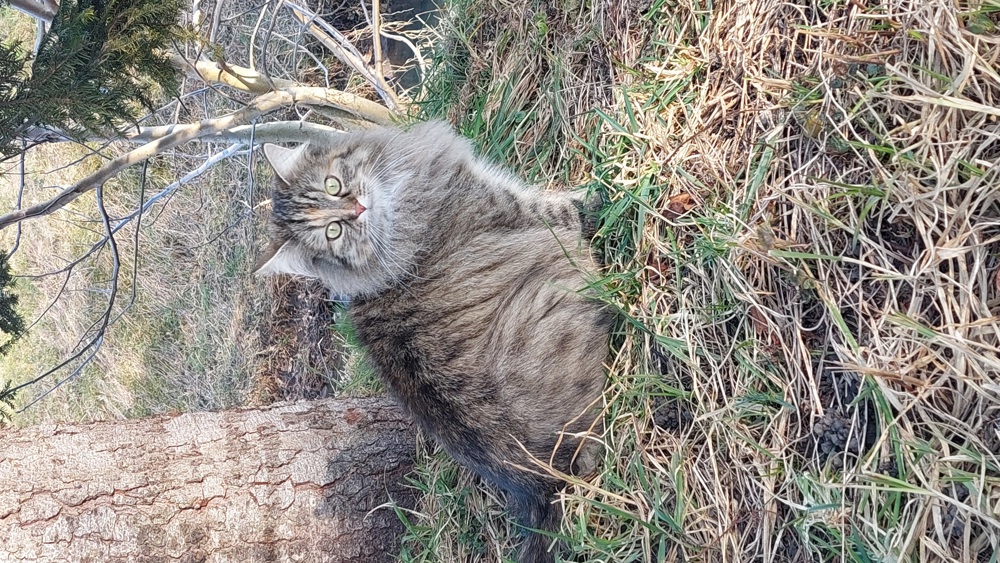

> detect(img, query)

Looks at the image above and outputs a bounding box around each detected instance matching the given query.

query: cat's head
[255,124,458,297]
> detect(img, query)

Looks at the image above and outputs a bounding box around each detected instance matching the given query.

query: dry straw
[566,0,1000,561]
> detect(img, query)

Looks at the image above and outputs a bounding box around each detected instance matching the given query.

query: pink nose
[355,201,367,217]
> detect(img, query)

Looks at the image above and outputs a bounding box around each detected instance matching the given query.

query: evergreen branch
[0,0,184,157]
[0,247,26,356]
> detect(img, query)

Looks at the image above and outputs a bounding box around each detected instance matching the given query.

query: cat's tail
[511,488,562,563]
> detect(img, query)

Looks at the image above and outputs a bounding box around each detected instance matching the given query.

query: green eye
[326,221,343,241]
[324,176,346,196]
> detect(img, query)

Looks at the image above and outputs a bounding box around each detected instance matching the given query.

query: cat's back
[350,223,608,473]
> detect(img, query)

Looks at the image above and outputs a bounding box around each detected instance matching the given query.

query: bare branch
[0,87,392,230]
[249,0,274,72]
[33,17,47,54]
[284,1,401,110]
[9,125,78,145]
[371,0,387,93]
[11,183,120,406]
[169,54,389,128]
[207,0,225,44]
[7,0,58,24]
[19,121,351,145]
[124,121,346,144]
[170,53,298,94]
[7,144,25,258]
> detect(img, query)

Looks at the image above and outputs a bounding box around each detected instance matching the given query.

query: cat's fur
[257,121,611,563]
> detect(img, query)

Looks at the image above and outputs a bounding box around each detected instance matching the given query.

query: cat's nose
[355,200,367,217]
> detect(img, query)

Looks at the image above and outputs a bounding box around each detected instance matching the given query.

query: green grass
[390,2,717,561]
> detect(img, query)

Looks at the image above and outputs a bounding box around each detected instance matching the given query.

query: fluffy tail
[511,489,562,563]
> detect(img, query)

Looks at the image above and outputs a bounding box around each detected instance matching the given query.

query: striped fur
[258,121,611,563]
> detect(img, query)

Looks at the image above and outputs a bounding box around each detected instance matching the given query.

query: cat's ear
[253,239,315,278]
[262,143,309,184]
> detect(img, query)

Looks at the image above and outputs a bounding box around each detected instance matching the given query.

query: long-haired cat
[256,121,610,563]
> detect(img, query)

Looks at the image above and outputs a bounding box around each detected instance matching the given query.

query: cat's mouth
[354,196,371,219]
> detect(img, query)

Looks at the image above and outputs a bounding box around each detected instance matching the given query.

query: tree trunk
[0,396,417,562]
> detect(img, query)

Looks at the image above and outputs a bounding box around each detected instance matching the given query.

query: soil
[652,395,694,435]
[249,276,347,404]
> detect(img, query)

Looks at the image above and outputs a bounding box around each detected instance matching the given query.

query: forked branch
[170,53,392,125]
[284,1,401,110]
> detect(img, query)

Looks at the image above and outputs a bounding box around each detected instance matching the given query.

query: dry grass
[582,0,1000,560]
[0,140,271,422]
[400,0,1000,561]
[0,6,39,46]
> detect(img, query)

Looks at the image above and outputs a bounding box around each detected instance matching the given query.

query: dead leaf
[645,252,671,287]
[665,193,697,219]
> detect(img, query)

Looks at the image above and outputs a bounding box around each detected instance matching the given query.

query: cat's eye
[324,176,347,197]
[326,221,343,241]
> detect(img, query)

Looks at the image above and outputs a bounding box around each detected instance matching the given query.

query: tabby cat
[256,121,610,563]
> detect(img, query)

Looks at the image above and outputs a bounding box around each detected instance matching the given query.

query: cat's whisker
[367,229,401,280]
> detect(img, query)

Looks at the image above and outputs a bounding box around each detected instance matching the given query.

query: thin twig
[135,143,247,222]
[7,141,25,258]
[107,161,147,328]
[249,0,272,71]
[13,184,121,407]
[378,28,427,85]
[19,143,248,284]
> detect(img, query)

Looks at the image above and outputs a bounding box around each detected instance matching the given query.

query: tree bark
[0,396,417,562]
